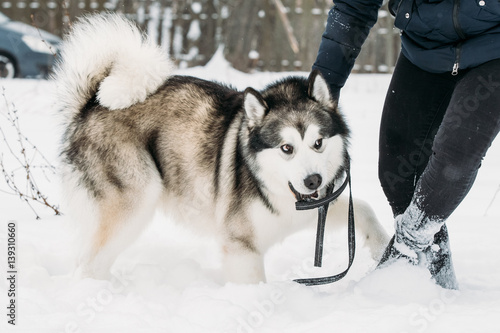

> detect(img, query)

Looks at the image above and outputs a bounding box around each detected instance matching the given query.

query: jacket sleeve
[313,0,383,98]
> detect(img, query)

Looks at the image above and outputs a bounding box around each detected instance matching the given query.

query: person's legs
[378,55,460,217]
[377,54,461,284]
[382,58,500,288]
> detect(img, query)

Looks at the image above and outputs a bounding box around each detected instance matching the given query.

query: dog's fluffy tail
[53,13,174,117]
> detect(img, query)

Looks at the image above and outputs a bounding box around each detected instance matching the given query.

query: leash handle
[294,170,356,286]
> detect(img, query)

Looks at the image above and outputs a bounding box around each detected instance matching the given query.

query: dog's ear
[244,88,268,128]
[308,70,337,110]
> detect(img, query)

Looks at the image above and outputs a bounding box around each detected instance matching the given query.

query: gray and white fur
[55,14,389,283]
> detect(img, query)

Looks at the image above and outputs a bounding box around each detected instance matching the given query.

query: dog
[54,14,389,283]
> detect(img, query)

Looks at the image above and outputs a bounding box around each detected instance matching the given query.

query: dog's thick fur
[55,14,389,283]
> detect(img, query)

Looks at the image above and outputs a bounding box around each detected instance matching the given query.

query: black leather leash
[293,164,356,286]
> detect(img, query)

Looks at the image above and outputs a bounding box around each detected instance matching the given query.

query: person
[313,0,500,289]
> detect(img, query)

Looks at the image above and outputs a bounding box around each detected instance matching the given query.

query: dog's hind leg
[352,198,390,260]
[76,181,162,280]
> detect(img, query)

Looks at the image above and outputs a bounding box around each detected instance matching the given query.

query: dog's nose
[304,174,322,190]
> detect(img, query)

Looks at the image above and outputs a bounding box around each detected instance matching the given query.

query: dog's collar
[293,160,356,286]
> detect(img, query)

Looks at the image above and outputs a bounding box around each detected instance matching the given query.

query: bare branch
[30,14,58,57]
[272,0,300,54]
[0,88,61,218]
[484,184,500,217]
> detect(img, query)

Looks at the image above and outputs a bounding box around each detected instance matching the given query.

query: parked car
[0,11,61,78]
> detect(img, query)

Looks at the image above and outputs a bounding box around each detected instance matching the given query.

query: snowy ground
[1,54,500,333]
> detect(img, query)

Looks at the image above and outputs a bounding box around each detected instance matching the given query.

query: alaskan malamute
[55,14,388,282]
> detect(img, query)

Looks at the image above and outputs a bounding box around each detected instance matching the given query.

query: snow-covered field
[1,54,500,333]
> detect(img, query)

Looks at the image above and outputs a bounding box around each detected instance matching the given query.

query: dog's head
[244,70,350,202]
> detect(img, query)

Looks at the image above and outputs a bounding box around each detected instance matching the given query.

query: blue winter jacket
[313,0,500,97]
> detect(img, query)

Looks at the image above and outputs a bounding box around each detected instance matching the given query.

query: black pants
[379,54,500,220]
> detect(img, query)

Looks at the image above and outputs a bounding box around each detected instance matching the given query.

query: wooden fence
[0,0,401,73]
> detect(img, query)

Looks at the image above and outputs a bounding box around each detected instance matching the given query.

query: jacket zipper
[452,0,465,76]
[452,43,462,76]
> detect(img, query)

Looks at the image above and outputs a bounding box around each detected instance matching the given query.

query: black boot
[377,235,418,268]
[423,224,459,290]
[377,226,459,290]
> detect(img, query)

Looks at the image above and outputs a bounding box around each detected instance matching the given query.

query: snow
[187,20,201,41]
[1,52,500,333]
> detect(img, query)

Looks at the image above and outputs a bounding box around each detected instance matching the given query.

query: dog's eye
[280,144,294,154]
[314,138,323,150]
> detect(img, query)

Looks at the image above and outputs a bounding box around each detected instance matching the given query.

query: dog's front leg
[222,240,266,284]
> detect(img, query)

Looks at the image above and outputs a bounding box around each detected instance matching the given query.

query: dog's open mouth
[288,182,319,201]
